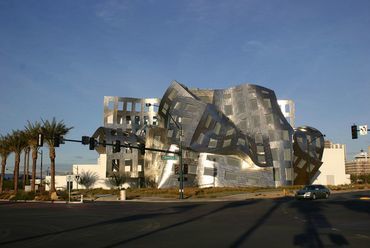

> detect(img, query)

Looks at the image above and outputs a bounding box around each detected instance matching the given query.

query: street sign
[161,155,178,160]
[66,175,74,182]
[359,125,368,136]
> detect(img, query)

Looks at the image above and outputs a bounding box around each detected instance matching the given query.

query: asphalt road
[0,191,369,248]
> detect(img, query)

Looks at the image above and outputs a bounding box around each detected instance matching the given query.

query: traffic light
[53,135,62,147]
[174,164,180,175]
[113,140,121,153]
[183,164,188,174]
[139,143,145,155]
[81,136,90,145]
[37,133,44,147]
[89,137,96,150]
[351,125,358,139]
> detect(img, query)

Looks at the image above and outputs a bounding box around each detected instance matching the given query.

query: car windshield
[303,186,315,190]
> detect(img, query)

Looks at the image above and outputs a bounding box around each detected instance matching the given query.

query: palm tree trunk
[26,148,30,185]
[14,153,20,193]
[49,147,56,193]
[0,158,6,193]
[23,150,27,188]
[31,148,38,192]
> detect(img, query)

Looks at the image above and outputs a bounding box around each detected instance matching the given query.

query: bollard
[80,194,83,203]
[120,190,126,201]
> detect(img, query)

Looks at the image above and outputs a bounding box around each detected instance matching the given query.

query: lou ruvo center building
[91,81,324,188]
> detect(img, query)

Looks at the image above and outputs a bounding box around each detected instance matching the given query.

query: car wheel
[312,194,316,200]
[325,193,329,199]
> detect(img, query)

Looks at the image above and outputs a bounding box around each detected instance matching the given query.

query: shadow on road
[290,200,349,247]
[0,202,201,246]
[103,200,260,247]
[229,198,287,247]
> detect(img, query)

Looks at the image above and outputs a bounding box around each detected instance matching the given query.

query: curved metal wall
[158,81,297,186]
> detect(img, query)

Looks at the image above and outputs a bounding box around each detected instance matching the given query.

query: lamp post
[146,103,184,199]
[38,149,43,186]
[306,134,325,185]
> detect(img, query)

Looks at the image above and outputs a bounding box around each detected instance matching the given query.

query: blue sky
[1,0,369,172]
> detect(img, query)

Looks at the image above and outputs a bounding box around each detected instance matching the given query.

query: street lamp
[146,103,184,199]
[38,149,43,185]
[306,134,325,185]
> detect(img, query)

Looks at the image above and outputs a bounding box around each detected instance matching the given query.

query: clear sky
[1,0,369,173]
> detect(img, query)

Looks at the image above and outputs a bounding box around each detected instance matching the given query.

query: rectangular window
[208,138,218,148]
[112,159,120,172]
[257,145,264,153]
[226,128,234,136]
[168,90,177,101]
[274,168,280,181]
[237,138,245,146]
[205,115,212,128]
[197,133,205,144]
[214,122,221,135]
[284,149,291,161]
[223,139,231,147]
[153,116,158,125]
[107,100,114,110]
[153,105,159,113]
[124,159,132,172]
[258,155,266,163]
[144,104,150,112]
[126,102,132,111]
[135,102,141,112]
[255,133,263,144]
[144,116,149,125]
[135,116,140,125]
[167,129,174,138]
[271,149,279,161]
[107,114,113,124]
[297,159,306,168]
[126,116,131,124]
[285,104,290,113]
[174,102,181,110]
[118,101,124,111]
[285,168,292,181]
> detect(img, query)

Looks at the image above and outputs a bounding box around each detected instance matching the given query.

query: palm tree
[25,121,42,192]
[0,134,11,193]
[41,118,73,193]
[7,130,28,193]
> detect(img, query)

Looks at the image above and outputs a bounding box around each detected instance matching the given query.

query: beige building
[312,140,350,185]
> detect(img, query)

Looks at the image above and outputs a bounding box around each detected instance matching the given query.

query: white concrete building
[45,155,110,191]
[312,141,350,185]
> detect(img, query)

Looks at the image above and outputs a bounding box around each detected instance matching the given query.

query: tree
[25,121,42,192]
[7,130,28,193]
[78,171,98,189]
[41,118,73,193]
[0,134,11,193]
[106,172,128,190]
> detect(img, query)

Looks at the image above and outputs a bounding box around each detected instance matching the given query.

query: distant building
[312,140,350,185]
[345,147,370,176]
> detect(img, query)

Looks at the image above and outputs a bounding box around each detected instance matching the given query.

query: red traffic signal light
[351,125,358,139]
